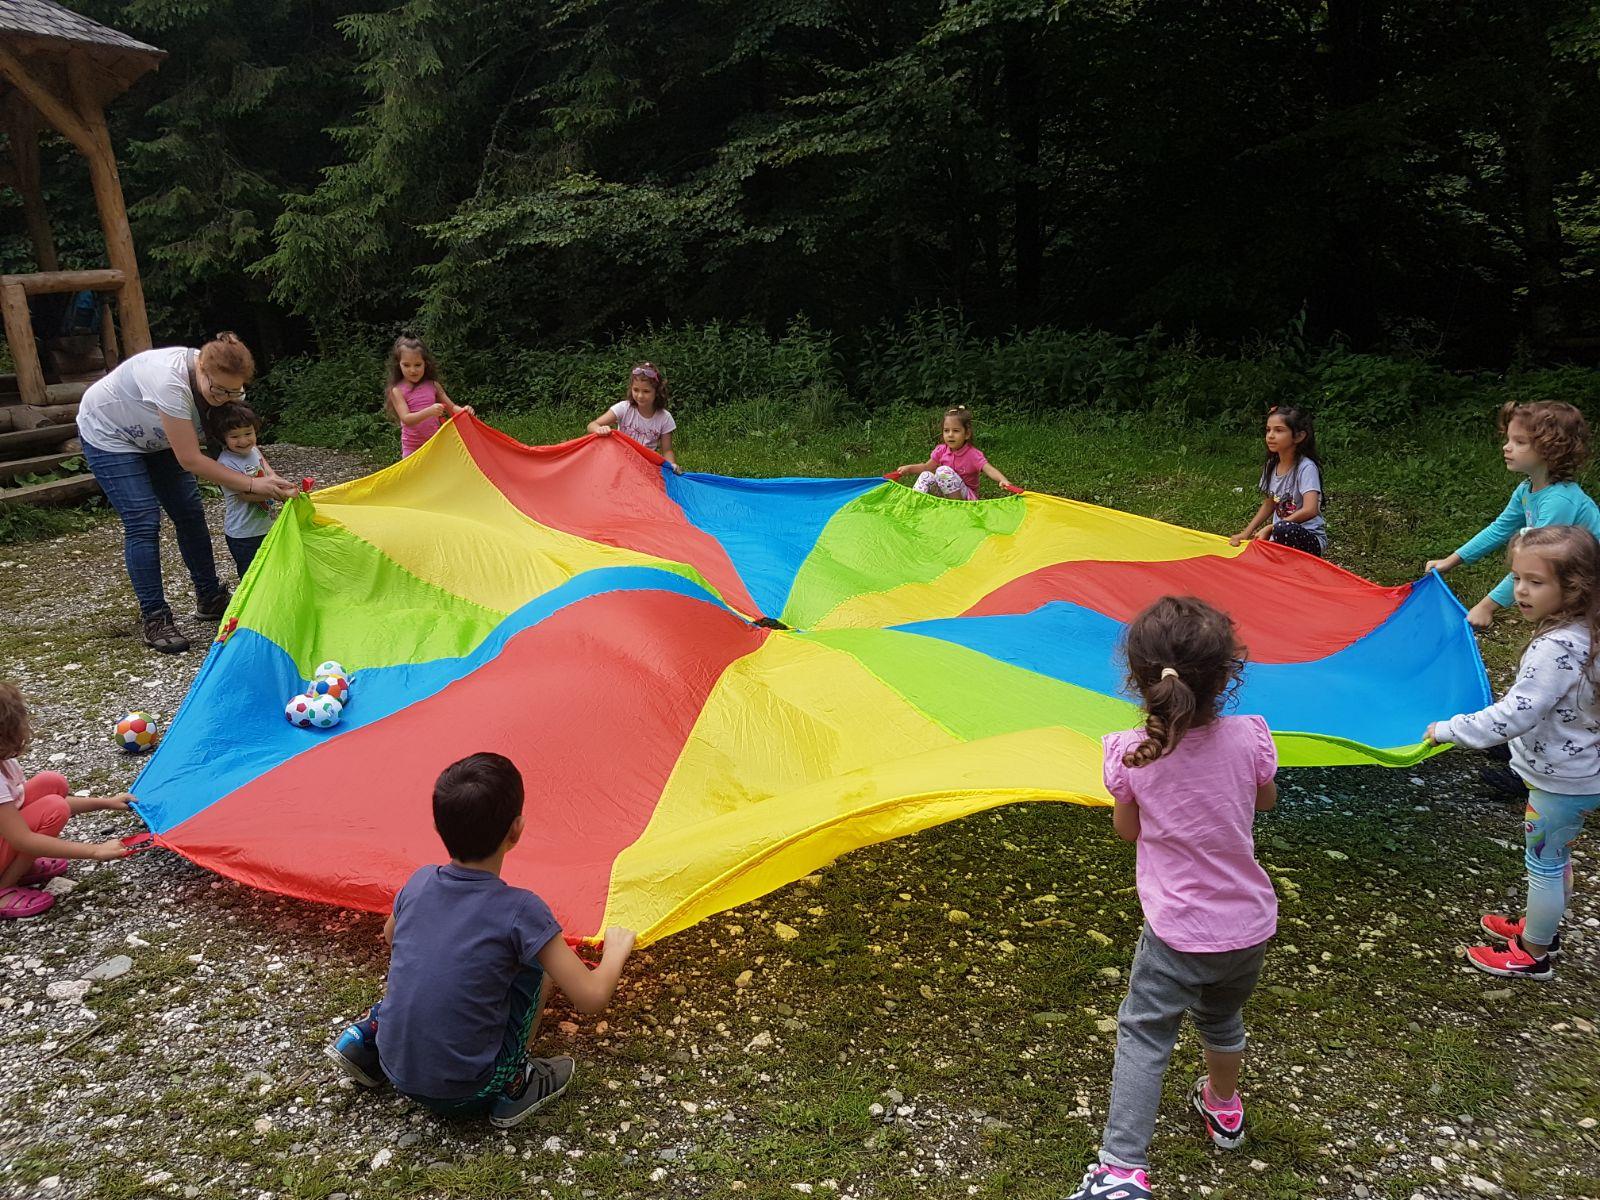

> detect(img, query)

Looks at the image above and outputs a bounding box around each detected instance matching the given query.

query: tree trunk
[1514,3,1563,359]
[1005,28,1042,328]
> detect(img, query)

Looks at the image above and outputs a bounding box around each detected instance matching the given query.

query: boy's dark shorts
[401,964,546,1117]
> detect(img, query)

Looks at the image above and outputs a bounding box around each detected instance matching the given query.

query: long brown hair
[1510,525,1600,678]
[1121,596,1246,767]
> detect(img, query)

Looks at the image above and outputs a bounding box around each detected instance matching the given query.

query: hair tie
[1160,667,1179,681]
[632,366,661,382]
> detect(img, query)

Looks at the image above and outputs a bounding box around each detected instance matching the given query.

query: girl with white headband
[586,362,680,473]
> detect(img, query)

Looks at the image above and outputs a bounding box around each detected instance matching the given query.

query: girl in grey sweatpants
[1066,597,1280,1200]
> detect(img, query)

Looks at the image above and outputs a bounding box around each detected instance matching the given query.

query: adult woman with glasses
[76,332,299,653]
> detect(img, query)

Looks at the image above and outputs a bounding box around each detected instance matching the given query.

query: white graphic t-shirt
[77,347,204,454]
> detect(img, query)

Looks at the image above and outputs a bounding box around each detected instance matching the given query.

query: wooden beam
[0,47,92,154]
[0,269,125,295]
[100,299,120,370]
[0,281,48,408]
[67,57,151,353]
[0,473,102,509]
[4,102,59,272]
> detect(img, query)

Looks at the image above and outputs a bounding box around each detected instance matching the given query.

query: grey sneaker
[489,1056,575,1128]
[142,610,190,654]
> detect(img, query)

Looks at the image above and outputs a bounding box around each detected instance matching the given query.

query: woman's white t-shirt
[77,347,204,454]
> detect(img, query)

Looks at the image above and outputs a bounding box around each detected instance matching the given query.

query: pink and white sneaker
[1466,936,1554,981]
[1479,913,1562,959]
[1190,1077,1245,1149]
[1064,1164,1152,1199]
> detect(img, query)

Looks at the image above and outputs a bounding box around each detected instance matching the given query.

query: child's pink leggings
[0,771,69,875]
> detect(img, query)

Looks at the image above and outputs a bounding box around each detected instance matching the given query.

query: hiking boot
[1064,1164,1152,1200]
[1191,1076,1246,1149]
[489,1055,575,1128]
[326,1013,386,1088]
[1466,936,1555,981]
[194,583,232,621]
[142,610,190,654]
[1478,763,1525,801]
[1480,913,1562,960]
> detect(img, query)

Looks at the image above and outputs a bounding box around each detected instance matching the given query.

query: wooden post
[68,58,151,354]
[0,48,155,356]
[100,299,120,370]
[4,100,59,272]
[0,281,48,409]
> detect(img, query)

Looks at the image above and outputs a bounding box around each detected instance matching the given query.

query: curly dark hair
[1121,596,1246,768]
[1499,400,1592,482]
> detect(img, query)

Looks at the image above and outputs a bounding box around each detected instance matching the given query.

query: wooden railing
[0,268,127,410]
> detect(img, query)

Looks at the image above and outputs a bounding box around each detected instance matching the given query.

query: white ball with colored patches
[306,674,351,705]
[285,693,344,730]
[114,712,160,753]
[313,660,347,680]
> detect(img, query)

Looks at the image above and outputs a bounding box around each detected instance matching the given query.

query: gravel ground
[0,443,1598,1199]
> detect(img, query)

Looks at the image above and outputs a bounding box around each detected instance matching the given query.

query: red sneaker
[1479,914,1562,959]
[1466,936,1554,981]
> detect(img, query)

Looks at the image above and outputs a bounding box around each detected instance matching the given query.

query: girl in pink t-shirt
[385,336,475,459]
[1066,597,1279,1200]
[890,406,1018,499]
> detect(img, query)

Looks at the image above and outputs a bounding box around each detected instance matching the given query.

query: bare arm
[980,460,1015,489]
[68,792,134,815]
[537,927,636,1015]
[891,458,936,478]
[1280,490,1320,524]
[658,430,681,472]
[587,408,619,436]
[1255,780,1278,812]
[1112,799,1141,842]
[163,415,296,499]
[1231,497,1275,544]
[435,386,474,418]
[382,912,396,944]
[0,802,124,862]
[388,388,445,428]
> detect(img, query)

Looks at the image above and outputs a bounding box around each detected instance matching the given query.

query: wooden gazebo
[0,0,162,505]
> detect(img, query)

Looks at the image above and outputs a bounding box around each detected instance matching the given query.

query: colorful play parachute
[132,418,1488,943]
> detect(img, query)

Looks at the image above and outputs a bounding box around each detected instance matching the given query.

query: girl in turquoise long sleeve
[1425,401,1600,629]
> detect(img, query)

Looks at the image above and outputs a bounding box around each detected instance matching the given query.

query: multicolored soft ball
[114,712,160,753]
[306,673,351,705]
[313,660,348,681]
[285,693,344,730]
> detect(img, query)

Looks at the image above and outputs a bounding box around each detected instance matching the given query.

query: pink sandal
[17,857,69,887]
[0,885,55,919]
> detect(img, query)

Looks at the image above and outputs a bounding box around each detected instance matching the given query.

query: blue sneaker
[326,1013,386,1088]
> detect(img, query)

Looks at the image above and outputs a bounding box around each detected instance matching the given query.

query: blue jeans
[83,439,221,617]
[1524,787,1600,945]
[225,534,265,578]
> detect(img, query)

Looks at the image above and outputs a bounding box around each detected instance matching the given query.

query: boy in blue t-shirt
[327,753,636,1126]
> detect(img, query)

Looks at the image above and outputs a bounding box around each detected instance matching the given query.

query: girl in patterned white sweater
[1427,524,1600,981]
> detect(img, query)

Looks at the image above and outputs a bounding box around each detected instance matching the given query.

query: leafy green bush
[260,313,1598,453]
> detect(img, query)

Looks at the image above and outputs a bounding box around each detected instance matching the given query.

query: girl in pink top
[386,336,475,459]
[890,406,1018,499]
[1066,596,1279,1200]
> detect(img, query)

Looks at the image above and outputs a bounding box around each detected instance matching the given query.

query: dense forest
[4,1,1600,373]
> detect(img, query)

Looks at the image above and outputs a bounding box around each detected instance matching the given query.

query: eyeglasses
[631,366,661,382]
[207,382,246,402]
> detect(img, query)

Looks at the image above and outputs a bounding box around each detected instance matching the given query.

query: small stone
[1249,1159,1268,1172]
[946,909,971,924]
[85,955,133,981]
[143,1171,172,1186]
[1579,1117,1597,1130]
[45,979,91,1005]
[398,1132,420,1148]
[125,934,150,948]
[371,1148,393,1170]
[1096,967,1120,980]
[745,1030,773,1051]
[735,970,753,989]
[774,922,800,941]
[543,1136,563,1152]
[1095,1018,1118,1034]
[1464,1176,1502,1196]
[1325,850,1348,861]
[1085,929,1112,946]
[1430,1155,1447,1172]
[253,1117,273,1134]
[559,1020,579,1035]
[650,1167,668,1182]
